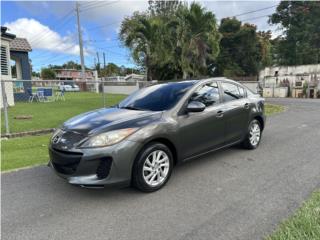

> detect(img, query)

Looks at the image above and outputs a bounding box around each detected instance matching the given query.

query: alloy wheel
[249,122,261,146]
[142,150,170,187]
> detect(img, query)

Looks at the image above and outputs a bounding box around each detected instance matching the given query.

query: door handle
[216,110,224,118]
[244,103,250,109]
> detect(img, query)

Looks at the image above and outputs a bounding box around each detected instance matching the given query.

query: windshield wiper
[120,106,146,111]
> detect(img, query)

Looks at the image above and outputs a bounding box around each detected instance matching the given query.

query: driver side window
[189,82,220,107]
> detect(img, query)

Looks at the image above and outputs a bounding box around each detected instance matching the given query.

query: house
[1,26,15,107]
[10,37,32,101]
[1,26,32,106]
[54,69,95,81]
[259,64,320,98]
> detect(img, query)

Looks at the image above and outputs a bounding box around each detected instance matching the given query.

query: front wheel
[242,119,262,149]
[132,143,173,192]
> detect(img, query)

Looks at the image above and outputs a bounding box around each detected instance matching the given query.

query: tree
[215,18,263,77]
[119,2,220,80]
[32,71,40,78]
[269,1,320,65]
[62,61,82,70]
[148,0,182,16]
[100,63,120,77]
[257,31,273,67]
[41,68,56,79]
[120,12,163,80]
[175,3,221,79]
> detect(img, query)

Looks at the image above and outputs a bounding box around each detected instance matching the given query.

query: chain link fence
[0,79,144,137]
[1,78,263,137]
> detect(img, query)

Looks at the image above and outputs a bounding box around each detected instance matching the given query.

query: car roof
[172,77,238,85]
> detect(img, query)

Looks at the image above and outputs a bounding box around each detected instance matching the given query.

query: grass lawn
[266,191,320,240]
[1,134,51,171]
[1,92,126,134]
[265,104,285,116]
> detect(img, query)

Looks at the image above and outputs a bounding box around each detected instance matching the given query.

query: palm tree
[175,3,221,79]
[120,13,162,81]
[120,2,221,80]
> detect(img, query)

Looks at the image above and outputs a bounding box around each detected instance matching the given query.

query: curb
[1,128,54,139]
[1,164,46,174]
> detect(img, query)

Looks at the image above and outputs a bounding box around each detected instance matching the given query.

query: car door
[177,81,226,159]
[220,81,250,144]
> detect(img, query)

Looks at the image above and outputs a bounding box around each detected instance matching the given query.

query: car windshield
[118,82,195,111]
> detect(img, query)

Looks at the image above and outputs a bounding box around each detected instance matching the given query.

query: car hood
[62,107,162,135]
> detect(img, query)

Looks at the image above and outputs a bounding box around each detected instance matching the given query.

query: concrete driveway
[2,98,320,240]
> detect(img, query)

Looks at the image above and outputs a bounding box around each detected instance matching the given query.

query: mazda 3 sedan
[49,78,265,192]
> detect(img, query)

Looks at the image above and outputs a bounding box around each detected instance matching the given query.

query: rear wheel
[132,142,173,192]
[242,119,262,149]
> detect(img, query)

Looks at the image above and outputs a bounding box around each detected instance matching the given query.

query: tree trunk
[146,55,152,81]
[182,70,188,80]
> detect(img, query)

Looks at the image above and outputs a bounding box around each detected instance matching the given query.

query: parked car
[49,78,266,192]
[59,84,80,92]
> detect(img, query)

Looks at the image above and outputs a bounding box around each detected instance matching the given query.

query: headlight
[81,128,138,148]
[51,128,63,140]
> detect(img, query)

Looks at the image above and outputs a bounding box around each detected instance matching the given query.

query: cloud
[4,18,90,55]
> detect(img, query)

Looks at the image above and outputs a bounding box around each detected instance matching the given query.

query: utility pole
[103,52,106,68]
[1,81,10,135]
[96,52,100,65]
[76,2,86,82]
[96,52,100,76]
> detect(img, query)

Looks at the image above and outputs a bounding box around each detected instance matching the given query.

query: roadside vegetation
[266,191,320,240]
[265,104,285,116]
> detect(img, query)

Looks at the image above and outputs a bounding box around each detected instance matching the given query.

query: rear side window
[190,81,220,107]
[221,82,245,102]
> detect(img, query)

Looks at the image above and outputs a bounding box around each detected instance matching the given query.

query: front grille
[96,157,112,179]
[52,147,83,156]
[52,161,80,175]
[49,148,83,175]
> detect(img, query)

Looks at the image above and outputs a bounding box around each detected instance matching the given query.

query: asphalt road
[2,98,320,240]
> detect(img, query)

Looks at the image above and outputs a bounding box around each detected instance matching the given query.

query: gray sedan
[49,78,265,192]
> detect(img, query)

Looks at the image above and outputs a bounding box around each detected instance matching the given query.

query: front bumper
[49,140,143,187]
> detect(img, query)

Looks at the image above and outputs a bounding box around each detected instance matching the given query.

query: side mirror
[187,101,206,113]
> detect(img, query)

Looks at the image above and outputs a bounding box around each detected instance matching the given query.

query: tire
[132,142,173,192]
[242,119,262,150]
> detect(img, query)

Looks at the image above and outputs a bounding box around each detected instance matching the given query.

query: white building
[104,73,145,82]
[259,64,320,98]
[1,26,15,107]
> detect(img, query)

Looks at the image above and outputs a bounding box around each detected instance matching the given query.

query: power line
[31,33,78,58]
[233,4,277,18]
[80,1,102,9]
[97,47,129,57]
[33,45,78,62]
[36,53,77,67]
[80,1,119,12]
[29,9,74,45]
[86,21,120,31]
[240,14,271,22]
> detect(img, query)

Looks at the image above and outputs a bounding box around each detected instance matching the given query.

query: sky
[1,0,281,72]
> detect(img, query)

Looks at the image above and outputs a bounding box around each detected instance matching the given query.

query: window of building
[1,46,9,75]
[190,81,220,107]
